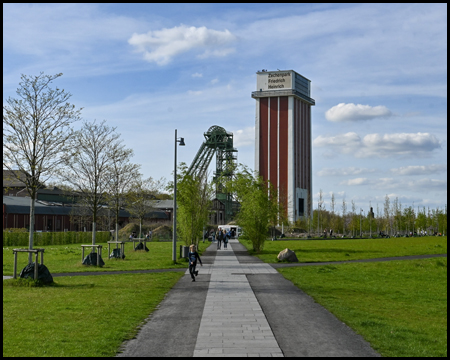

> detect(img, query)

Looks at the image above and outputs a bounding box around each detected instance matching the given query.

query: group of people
[323,229,333,238]
[128,231,153,240]
[187,227,238,283]
[211,228,233,250]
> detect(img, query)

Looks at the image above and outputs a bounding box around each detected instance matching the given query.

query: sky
[3,3,447,215]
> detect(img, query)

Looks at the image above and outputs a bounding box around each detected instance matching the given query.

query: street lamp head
[179,137,185,146]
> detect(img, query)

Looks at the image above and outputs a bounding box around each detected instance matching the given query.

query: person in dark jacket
[217,228,223,250]
[188,244,202,282]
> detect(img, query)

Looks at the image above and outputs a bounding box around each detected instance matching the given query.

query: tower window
[298,198,304,216]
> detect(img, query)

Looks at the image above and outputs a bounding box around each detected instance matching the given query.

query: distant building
[3,170,45,196]
[252,70,315,222]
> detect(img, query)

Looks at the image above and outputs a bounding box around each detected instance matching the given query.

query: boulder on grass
[277,248,298,262]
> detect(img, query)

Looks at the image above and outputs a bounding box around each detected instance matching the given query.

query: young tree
[384,194,391,235]
[318,189,324,235]
[127,176,165,239]
[226,165,278,253]
[175,163,213,247]
[107,145,140,242]
[58,120,120,245]
[341,197,347,235]
[3,72,81,261]
[351,200,357,237]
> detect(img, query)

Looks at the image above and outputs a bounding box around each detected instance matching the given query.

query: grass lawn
[3,240,211,276]
[240,236,447,263]
[3,272,184,357]
[278,257,447,357]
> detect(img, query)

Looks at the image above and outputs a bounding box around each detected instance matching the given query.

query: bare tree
[57,120,120,245]
[351,200,357,237]
[106,145,140,242]
[127,176,166,238]
[3,72,81,261]
[330,192,336,235]
[342,197,347,235]
[318,189,324,235]
[384,194,391,235]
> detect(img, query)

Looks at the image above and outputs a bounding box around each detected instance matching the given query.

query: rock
[277,248,298,262]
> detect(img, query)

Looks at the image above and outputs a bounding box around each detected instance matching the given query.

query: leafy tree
[3,72,81,261]
[415,207,427,233]
[175,163,213,247]
[226,165,278,253]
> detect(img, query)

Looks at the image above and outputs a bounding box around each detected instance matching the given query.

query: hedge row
[3,231,110,247]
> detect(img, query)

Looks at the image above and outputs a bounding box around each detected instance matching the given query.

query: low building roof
[3,195,168,219]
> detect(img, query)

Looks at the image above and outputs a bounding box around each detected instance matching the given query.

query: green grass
[3,272,184,357]
[3,241,210,276]
[240,236,447,263]
[278,258,447,357]
[3,237,447,357]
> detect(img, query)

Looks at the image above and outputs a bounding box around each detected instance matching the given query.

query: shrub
[3,231,110,247]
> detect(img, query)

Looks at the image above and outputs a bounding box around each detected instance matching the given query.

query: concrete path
[193,242,282,357]
[117,240,380,357]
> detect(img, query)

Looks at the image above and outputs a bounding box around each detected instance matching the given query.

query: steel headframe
[187,125,237,223]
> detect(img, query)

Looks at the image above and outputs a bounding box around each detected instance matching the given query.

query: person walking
[225,229,232,249]
[217,228,222,250]
[188,244,202,282]
[223,230,228,249]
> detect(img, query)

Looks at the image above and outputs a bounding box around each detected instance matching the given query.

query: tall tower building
[252,70,315,222]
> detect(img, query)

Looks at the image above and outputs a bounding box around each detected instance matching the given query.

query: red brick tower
[252,70,315,222]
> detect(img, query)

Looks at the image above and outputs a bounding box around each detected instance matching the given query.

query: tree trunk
[28,195,36,263]
[92,222,96,245]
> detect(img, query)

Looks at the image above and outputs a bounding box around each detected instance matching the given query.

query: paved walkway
[117,240,381,357]
[192,242,282,357]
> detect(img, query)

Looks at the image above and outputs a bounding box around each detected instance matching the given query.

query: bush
[2,231,110,247]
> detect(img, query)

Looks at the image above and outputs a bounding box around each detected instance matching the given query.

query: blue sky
[3,3,447,214]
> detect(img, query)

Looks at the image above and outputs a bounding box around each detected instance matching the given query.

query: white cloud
[313,132,361,154]
[197,48,235,59]
[371,178,447,192]
[210,78,219,85]
[360,133,441,157]
[390,164,447,176]
[128,24,237,65]
[325,103,393,122]
[192,72,203,78]
[317,167,376,177]
[313,132,441,158]
[233,127,255,147]
[339,178,370,186]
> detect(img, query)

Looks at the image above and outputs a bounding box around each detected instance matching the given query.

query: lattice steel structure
[187,125,237,223]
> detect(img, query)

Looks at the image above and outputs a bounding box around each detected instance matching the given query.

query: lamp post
[173,129,185,264]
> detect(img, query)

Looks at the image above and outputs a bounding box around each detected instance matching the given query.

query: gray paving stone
[193,240,283,357]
